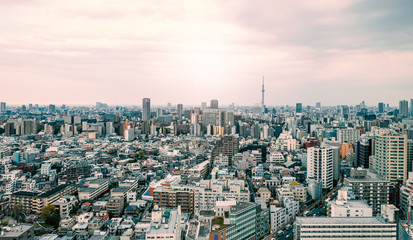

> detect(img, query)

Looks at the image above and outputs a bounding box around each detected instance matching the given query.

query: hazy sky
[1,0,413,106]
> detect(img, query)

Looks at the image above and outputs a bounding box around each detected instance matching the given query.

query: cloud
[0,0,412,106]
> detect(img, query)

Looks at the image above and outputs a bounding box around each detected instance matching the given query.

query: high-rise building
[316,102,321,108]
[0,102,6,112]
[211,136,239,167]
[296,103,302,113]
[48,104,56,113]
[177,103,183,119]
[344,168,389,215]
[378,102,384,113]
[210,99,218,109]
[142,98,151,121]
[399,100,409,118]
[371,132,407,183]
[355,138,372,168]
[411,99,413,117]
[307,147,335,189]
[201,102,207,109]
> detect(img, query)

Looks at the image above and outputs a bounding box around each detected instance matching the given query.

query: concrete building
[0,224,34,240]
[106,196,124,217]
[355,138,372,168]
[337,128,360,145]
[194,179,249,211]
[211,136,239,168]
[344,168,389,215]
[209,201,269,240]
[142,98,151,121]
[400,100,409,118]
[146,205,182,240]
[153,185,194,213]
[78,179,109,201]
[294,216,397,240]
[371,133,407,183]
[177,103,183,119]
[307,147,335,189]
[270,205,287,232]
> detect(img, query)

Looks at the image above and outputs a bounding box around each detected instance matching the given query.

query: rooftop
[296,216,396,225]
[0,224,32,237]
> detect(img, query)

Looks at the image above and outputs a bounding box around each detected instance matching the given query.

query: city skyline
[1,0,413,106]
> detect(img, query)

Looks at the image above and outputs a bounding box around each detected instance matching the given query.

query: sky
[1,0,413,107]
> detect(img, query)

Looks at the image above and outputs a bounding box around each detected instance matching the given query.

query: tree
[40,205,60,228]
[138,150,145,159]
[2,221,8,227]
[11,203,23,221]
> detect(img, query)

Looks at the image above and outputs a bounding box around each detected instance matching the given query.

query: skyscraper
[399,100,408,117]
[142,98,151,121]
[411,99,413,117]
[0,102,6,112]
[296,103,302,113]
[378,102,384,113]
[210,99,218,109]
[316,102,321,108]
[355,138,372,168]
[177,103,183,119]
[307,147,334,189]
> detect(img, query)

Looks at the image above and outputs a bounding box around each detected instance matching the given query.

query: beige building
[290,183,307,202]
[371,133,407,183]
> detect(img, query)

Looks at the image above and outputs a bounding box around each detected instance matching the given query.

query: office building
[400,100,409,117]
[0,102,6,112]
[371,133,407,183]
[296,103,302,113]
[294,216,397,240]
[307,147,335,189]
[209,201,269,240]
[344,168,389,215]
[337,128,360,144]
[379,102,384,113]
[210,99,219,109]
[153,185,194,213]
[177,103,183,119]
[142,98,151,121]
[211,136,239,167]
[78,179,109,201]
[355,138,372,168]
[411,99,413,117]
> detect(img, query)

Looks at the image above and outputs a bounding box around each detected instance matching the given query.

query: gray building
[400,100,409,118]
[378,102,384,113]
[142,98,151,121]
[0,224,34,240]
[344,168,389,215]
[294,216,397,240]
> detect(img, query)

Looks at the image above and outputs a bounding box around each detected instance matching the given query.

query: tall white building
[337,128,360,144]
[307,147,334,189]
[124,128,135,141]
